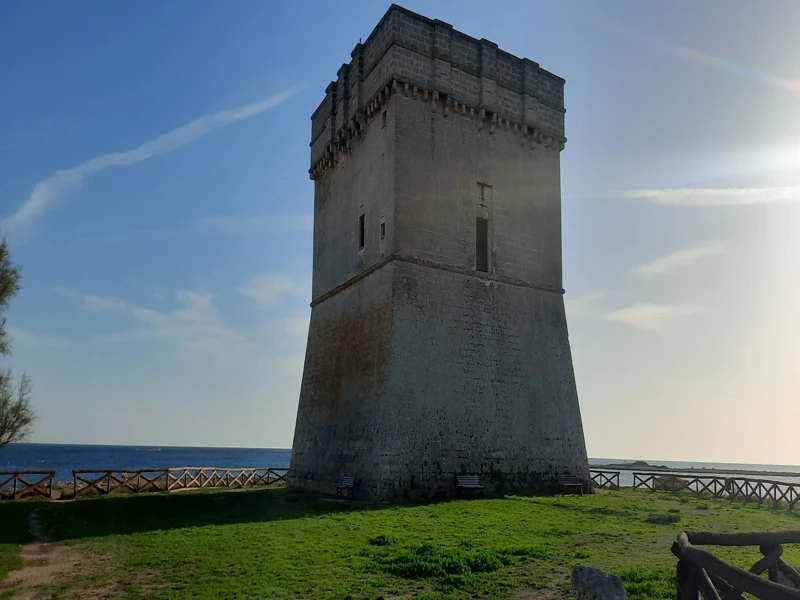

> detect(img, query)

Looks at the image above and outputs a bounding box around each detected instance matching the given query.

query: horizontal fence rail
[630,472,800,508]
[633,472,729,496]
[672,530,800,600]
[72,467,288,497]
[590,470,620,490]
[166,467,288,492]
[0,470,55,500]
[728,478,800,508]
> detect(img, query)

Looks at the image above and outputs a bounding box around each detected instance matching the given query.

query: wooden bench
[336,476,356,499]
[456,474,484,497]
[557,473,584,495]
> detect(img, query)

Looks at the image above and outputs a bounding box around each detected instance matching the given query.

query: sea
[1,444,292,482]
[3,444,800,485]
[589,458,800,488]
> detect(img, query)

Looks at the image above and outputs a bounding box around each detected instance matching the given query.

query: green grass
[2,488,800,599]
[0,501,36,580]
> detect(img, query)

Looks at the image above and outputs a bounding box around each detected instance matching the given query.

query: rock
[654,475,687,492]
[646,513,681,524]
[572,566,626,600]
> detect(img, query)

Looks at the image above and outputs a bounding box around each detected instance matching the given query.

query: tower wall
[290,4,589,499]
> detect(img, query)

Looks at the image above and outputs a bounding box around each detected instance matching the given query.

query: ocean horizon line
[7,442,293,451]
[5,444,800,470]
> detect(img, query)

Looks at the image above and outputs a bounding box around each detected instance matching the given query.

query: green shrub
[368,534,396,546]
[619,567,675,600]
[647,513,680,525]
[376,543,509,579]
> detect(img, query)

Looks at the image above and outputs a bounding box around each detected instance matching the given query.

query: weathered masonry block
[290,4,590,500]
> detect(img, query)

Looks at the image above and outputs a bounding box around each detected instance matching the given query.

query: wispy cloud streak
[238,274,310,310]
[621,187,800,206]
[4,86,303,229]
[604,303,704,332]
[92,213,313,244]
[632,242,728,277]
[9,327,73,349]
[573,6,800,95]
[54,287,127,311]
[92,290,253,365]
[565,291,607,318]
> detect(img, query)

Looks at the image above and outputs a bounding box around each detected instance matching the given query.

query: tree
[0,236,35,449]
[0,372,34,448]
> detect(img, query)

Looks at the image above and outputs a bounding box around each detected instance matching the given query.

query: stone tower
[289,4,590,500]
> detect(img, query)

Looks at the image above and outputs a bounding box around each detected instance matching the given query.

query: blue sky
[2,1,799,464]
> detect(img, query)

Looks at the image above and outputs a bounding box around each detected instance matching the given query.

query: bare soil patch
[0,543,85,599]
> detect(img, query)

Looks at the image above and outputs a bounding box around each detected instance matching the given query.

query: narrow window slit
[476,218,488,272]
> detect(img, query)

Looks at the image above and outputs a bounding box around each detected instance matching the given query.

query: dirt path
[0,509,85,600]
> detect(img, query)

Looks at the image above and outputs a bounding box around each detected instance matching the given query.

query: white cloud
[632,242,728,278]
[565,291,607,318]
[604,303,704,332]
[283,316,310,340]
[93,213,313,244]
[3,85,303,230]
[620,187,800,206]
[54,287,127,311]
[94,290,252,364]
[238,274,310,310]
[9,327,73,349]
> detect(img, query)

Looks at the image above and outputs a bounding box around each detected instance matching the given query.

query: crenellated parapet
[309,4,567,179]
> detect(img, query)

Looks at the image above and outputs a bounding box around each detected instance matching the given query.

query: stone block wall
[290,5,589,500]
[309,4,566,175]
[393,92,564,288]
[310,93,396,300]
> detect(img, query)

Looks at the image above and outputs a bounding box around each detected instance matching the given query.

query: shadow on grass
[0,487,397,545]
[0,488,674,547]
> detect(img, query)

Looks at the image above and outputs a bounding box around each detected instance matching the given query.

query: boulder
[654,475,687,492]
[572,566,626,600]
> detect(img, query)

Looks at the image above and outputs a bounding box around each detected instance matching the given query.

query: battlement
[310,4,567,175]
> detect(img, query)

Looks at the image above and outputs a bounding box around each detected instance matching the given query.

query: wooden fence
[630,472,800,508]
[590,470,620,490]
[0,470,55,500]
[672,530,800,600]
[727,478,800,508]
[73,467,288,497]
[633,472,729,496]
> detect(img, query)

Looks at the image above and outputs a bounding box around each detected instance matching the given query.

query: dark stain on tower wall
[289,4,590,500]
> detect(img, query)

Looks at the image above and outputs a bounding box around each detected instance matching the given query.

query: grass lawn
[2,487,800,599]
[0,501,35,583]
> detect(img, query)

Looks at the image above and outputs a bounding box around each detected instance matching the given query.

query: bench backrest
[456,475,481,486]
[339,476,355,486]
[557,474,580,484]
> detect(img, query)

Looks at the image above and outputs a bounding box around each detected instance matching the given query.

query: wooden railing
[631,472,800,508]
[73,467,288,497]
[590,470,620,490]
[0,470,55,500]
[727,478,800,508]
[672,530,800,600]
[633,472,729,496]
[166,467,287,492]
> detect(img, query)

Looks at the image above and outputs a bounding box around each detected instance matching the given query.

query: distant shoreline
[592,460,800,479]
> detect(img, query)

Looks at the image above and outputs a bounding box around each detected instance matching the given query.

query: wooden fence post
[677,559,699,600]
